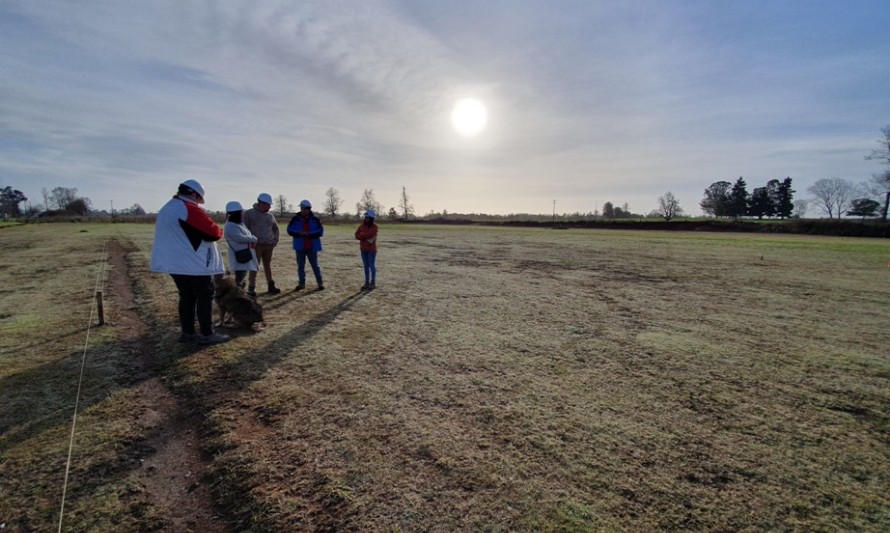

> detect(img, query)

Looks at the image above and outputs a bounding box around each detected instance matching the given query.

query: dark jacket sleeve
[286,215,301,237]
[307,216,324,239]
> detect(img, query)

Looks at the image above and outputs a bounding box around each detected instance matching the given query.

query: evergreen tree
[749,187,774,219]
[765,179,782,218]
[846,198,880,219]
[774,177,795,219]
[0,186,28,217]
[728,177,750,218]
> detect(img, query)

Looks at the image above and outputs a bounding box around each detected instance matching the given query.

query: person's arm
[271,215,280,245]
[307,217,324,239]
[181,201,222,242]
[225,224,256,245]
[286,215,301,237]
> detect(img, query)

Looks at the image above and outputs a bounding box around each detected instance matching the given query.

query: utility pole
[110,200,114,218]
[552,199,556,222]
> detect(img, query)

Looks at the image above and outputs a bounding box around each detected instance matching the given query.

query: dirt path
[106,240,232,532]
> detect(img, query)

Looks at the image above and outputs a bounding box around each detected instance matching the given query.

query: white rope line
[57,239,110,533]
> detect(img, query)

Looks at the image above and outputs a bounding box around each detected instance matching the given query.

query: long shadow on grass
[0,329,183,453]
[188,290,369,399]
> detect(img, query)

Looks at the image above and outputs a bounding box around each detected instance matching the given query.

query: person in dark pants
[286,199,325,291]
[150,179,231,345]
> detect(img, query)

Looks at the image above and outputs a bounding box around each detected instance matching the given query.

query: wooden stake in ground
[96,290,105,325]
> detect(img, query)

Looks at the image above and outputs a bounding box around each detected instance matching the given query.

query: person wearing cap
[354,210,379,289]
[150,179,230,345]
[243,193,281,297]
[286,199,325,291]
[223,200,258,290]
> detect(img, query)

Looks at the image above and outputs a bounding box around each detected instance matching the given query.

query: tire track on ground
[107,239,232,532]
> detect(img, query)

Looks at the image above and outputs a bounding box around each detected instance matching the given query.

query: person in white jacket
[223,200,258,290]
[150,179,230,345]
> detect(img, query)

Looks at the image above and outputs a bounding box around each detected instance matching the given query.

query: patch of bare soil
[106,240,231,532]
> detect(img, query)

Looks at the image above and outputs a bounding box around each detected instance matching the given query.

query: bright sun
[451,98,488,137]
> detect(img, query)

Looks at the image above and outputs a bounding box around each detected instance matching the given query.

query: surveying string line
[57,239,110,533]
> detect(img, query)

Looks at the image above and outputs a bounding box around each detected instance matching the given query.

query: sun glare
[451,98,488,137]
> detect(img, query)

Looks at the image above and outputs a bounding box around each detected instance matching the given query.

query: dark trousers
[171,274,214,336]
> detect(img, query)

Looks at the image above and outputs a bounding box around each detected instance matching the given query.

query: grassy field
[1,222,888,531]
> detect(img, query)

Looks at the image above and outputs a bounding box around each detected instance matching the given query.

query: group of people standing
[150,179,379,345]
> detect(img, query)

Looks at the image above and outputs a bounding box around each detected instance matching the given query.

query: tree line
[700,177,795,219]
[0,186,94,218]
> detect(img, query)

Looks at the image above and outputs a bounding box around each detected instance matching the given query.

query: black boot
[267,281,281,295]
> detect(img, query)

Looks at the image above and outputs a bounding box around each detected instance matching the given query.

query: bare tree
[865,170,890,222]
[398,186,415,219]
[793,199,808,219]
[356,188,382,217]
[323,187,342,218]
[274,194,291,215]
[865,125,890,221]
[807,178,855,219]
[41,187,50,211]
[865,125,890,166]
[655,191,683,221]
[51,187,78,210]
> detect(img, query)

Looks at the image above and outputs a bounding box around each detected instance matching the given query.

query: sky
[1,0,889,217]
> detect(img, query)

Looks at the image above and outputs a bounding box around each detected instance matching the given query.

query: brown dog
[213,275,264,330]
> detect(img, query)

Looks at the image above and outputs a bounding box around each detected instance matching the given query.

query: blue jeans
[361,250,377,283]
[296,250,323,286]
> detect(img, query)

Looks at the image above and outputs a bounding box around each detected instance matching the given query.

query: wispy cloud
[1,0,888,215]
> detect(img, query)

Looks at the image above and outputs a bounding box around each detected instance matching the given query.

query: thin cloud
[1,0,888,215]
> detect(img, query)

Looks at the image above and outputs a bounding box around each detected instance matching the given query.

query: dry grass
[1,223,889,531]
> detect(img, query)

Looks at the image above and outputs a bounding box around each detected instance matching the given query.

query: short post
[96,290,105,325]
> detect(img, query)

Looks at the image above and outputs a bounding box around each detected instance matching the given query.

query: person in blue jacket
[287,199,325,291]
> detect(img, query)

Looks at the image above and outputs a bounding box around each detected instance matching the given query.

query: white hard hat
[180,179,205,198]
[257,193,273,204]
[225,200,243,212]
[364,210,376,218]
[299,199,312,208]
